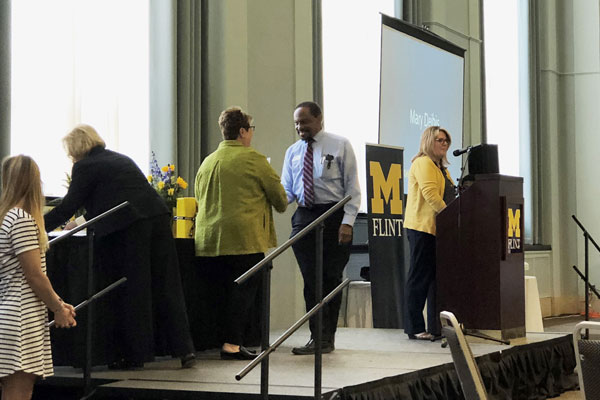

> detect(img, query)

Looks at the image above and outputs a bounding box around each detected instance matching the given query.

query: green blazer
[194,140,287,256]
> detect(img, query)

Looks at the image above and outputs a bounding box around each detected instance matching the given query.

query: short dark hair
[295,101,322,118]
[218,107,253,140]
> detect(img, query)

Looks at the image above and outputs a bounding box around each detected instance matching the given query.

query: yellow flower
[170,164,175,171]
[176,176,188,189]
[161,166,169,173]
[147,175,153,183]
[157,181,165,190]
[167,188,175,196]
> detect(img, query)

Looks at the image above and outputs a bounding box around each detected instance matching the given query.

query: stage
[36,326,578,399]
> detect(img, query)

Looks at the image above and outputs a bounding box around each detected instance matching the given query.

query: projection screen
[378,14,465,190]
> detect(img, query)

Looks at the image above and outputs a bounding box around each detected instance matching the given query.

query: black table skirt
[46,237,261,367]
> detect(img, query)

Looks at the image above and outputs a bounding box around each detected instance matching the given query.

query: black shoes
[108,354,196,370]
[180,353,197,368]
[291,338,335,355]
[220,346,257,360]
[107,358,144,370]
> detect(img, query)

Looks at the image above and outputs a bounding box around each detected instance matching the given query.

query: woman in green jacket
[194,106,287,360]
[404,126,456,340]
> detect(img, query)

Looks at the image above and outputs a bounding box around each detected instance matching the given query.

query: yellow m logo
[508,208,521,238]
[370,161,403,214]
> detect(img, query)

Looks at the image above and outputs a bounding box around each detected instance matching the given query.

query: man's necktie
[303,139,314,208]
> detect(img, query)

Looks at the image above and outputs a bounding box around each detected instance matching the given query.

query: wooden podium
[436,174,525,340]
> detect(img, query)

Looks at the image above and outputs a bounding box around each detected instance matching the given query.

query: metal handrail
[572,215,600,253]
[233,194,352,400]
[235,195,352,285]
[235,277,350,381]
[572,214,600,328]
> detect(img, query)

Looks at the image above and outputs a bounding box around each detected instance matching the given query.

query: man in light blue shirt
[281,101,361,355]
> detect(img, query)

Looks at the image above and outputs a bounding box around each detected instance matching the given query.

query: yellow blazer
[194,141,287,256]
[404,156,451,236]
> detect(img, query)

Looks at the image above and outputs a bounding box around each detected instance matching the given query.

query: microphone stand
[456,147,474,192]
[441,325,511,347]
[47,201,129,399]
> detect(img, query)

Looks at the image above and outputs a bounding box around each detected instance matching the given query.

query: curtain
[528,0,542,244]
[312,0,323,108]
[176,0,204,195]
[149,0,204,196]
[0,0,10,161]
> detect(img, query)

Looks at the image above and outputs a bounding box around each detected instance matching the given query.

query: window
[322,1,396,212]
[11,0,149,196]
[483,0,532,242]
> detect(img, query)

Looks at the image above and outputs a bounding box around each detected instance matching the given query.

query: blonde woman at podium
[404,126,455,340]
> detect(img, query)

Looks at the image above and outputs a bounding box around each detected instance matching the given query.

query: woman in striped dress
[0,155,76,400]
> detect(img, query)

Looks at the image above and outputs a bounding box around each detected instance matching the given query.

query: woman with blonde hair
[403,126,456,340]
[0,155,76,400]
[44,124,196,369]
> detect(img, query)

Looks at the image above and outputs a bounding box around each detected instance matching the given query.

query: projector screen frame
[380,14,465,60]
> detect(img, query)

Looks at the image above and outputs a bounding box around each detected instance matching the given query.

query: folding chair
[573,321,600,399]
[440,311,488,400]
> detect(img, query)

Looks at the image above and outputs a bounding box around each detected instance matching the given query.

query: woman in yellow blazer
[404,126,456,340]
[194,107,287,360]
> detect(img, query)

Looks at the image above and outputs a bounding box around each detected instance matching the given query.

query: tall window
[483,0,532,242]
[322,1,396,212]
[11,0,149,196]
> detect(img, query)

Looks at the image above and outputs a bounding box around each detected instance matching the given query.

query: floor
[50,318,585,399]
[543,314,600,400]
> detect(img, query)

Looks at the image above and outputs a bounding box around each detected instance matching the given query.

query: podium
[436,174,525,340]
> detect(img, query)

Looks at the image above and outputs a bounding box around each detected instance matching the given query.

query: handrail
[235,195,351,285]
[49,201,130,246]
[46,200,129,397]
[233,194,353,400]
[572,215,600,253]
[572,214,600,327]
[236,278,350,380]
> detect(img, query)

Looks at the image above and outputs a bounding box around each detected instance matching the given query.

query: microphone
[453,144,479,157]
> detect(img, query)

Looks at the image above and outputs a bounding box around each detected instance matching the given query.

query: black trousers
[291,205,350,343]
[196,253,263,346]
[96,214,195,363]
[404,228,439,336]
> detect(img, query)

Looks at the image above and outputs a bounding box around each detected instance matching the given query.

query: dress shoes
[180,353,197,368]
[107,358,144,370]
[291,338,335,355]
[220,346,257,360]
[408,332,433,341]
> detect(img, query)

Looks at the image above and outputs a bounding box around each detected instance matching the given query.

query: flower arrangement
[148,151,189,210]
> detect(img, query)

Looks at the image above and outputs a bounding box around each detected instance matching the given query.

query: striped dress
[0,208,53,378]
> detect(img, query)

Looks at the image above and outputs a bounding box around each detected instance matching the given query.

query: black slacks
[96,214,195,363]
[196,253,263,346]
[404,228,439,336]
[291,205,350,343]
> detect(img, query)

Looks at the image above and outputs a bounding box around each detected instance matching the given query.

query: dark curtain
[176,0,204,191]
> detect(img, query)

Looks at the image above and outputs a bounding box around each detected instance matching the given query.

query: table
[46,237,262,367]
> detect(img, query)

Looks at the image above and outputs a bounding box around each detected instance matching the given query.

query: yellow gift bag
[172,197,197,238]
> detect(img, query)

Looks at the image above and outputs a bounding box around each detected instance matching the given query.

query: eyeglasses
[248,125,256,130]
[435,138,450,145]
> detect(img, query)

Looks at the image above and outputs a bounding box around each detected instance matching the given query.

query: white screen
[379,21,465,191]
